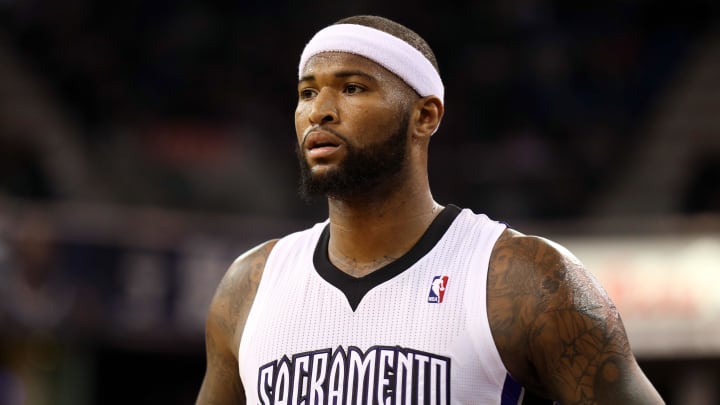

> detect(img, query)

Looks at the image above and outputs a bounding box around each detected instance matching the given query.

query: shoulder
[487,229,634,400]
[486,229,584,373]
[198,240,278,403]
[207,239,279,354]
[487,229,588,315]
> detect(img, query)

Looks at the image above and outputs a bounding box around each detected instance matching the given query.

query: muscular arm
[196,240,277,405]
[488,229,664,404]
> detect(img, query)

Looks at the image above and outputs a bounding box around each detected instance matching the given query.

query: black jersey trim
[313,204,462,311]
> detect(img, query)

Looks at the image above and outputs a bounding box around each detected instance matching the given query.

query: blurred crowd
[1,0,717,222]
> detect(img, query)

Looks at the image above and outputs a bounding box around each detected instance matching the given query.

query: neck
[325,180,441,277]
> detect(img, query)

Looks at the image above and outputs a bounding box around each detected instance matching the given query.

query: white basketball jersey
[239,205,537,404]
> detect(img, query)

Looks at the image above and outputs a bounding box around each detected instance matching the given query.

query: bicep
[196,288,245,405]
[197,341,245,405]
[527,241,662,404]
[196,240,277,405]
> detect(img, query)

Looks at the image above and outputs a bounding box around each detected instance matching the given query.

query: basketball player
[196,15,664,404]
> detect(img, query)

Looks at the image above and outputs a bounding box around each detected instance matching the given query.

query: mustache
[301,124,350,147]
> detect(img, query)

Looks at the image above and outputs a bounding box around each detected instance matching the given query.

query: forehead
[300,52,409,88]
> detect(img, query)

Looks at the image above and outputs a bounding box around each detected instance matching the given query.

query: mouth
[304,129,343,159]
[307,139,339,150]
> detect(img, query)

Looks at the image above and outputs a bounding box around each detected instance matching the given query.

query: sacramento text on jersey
[257,345,451,404]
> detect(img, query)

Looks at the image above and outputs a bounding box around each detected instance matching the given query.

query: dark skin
[488,230,663,403]
[196,52,664,404]
[197,241,274,405]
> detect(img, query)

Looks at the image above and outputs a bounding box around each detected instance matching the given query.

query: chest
[252,260,470,354]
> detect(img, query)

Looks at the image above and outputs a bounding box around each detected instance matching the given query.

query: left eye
[345,84,363,94]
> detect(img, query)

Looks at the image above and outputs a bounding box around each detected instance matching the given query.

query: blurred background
[0,0,719,404]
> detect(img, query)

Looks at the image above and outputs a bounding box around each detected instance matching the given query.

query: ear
[411,96,444,139]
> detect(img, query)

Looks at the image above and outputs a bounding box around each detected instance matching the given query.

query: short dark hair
[333,15,439,73]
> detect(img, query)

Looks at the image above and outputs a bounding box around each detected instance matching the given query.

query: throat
[328,249,399,278]
[326,202,445,277]
[313,204,462,311]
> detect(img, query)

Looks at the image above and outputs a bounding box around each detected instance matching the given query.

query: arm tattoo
[489,232,636,404]
[199,241,275,405]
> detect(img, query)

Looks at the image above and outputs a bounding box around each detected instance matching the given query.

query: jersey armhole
[464,215,509,388]
[237,221,329,388]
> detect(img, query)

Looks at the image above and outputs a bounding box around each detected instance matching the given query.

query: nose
[308,89,339,125]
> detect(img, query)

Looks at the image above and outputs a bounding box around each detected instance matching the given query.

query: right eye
[299,88,316,100]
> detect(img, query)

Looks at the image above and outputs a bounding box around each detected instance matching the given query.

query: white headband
[298,24,444,103]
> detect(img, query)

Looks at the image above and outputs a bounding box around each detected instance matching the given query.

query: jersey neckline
[313,204,462,311]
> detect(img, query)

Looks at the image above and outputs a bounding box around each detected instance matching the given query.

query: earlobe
[413,96,444,138]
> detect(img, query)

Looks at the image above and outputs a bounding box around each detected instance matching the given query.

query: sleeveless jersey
[239,205,540,404]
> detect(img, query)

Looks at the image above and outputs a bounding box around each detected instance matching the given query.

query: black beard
[297,115,410,203]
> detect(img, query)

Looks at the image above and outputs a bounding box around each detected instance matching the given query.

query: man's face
[295,52,416,201]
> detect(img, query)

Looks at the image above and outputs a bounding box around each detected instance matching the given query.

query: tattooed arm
[487,229,664,404]
[196,240,277,405]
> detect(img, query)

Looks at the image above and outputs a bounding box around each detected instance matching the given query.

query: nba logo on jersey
[428,275,449,303]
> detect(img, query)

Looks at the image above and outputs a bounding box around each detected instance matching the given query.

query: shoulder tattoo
[213,240,276,345]
[488,231,635,403]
